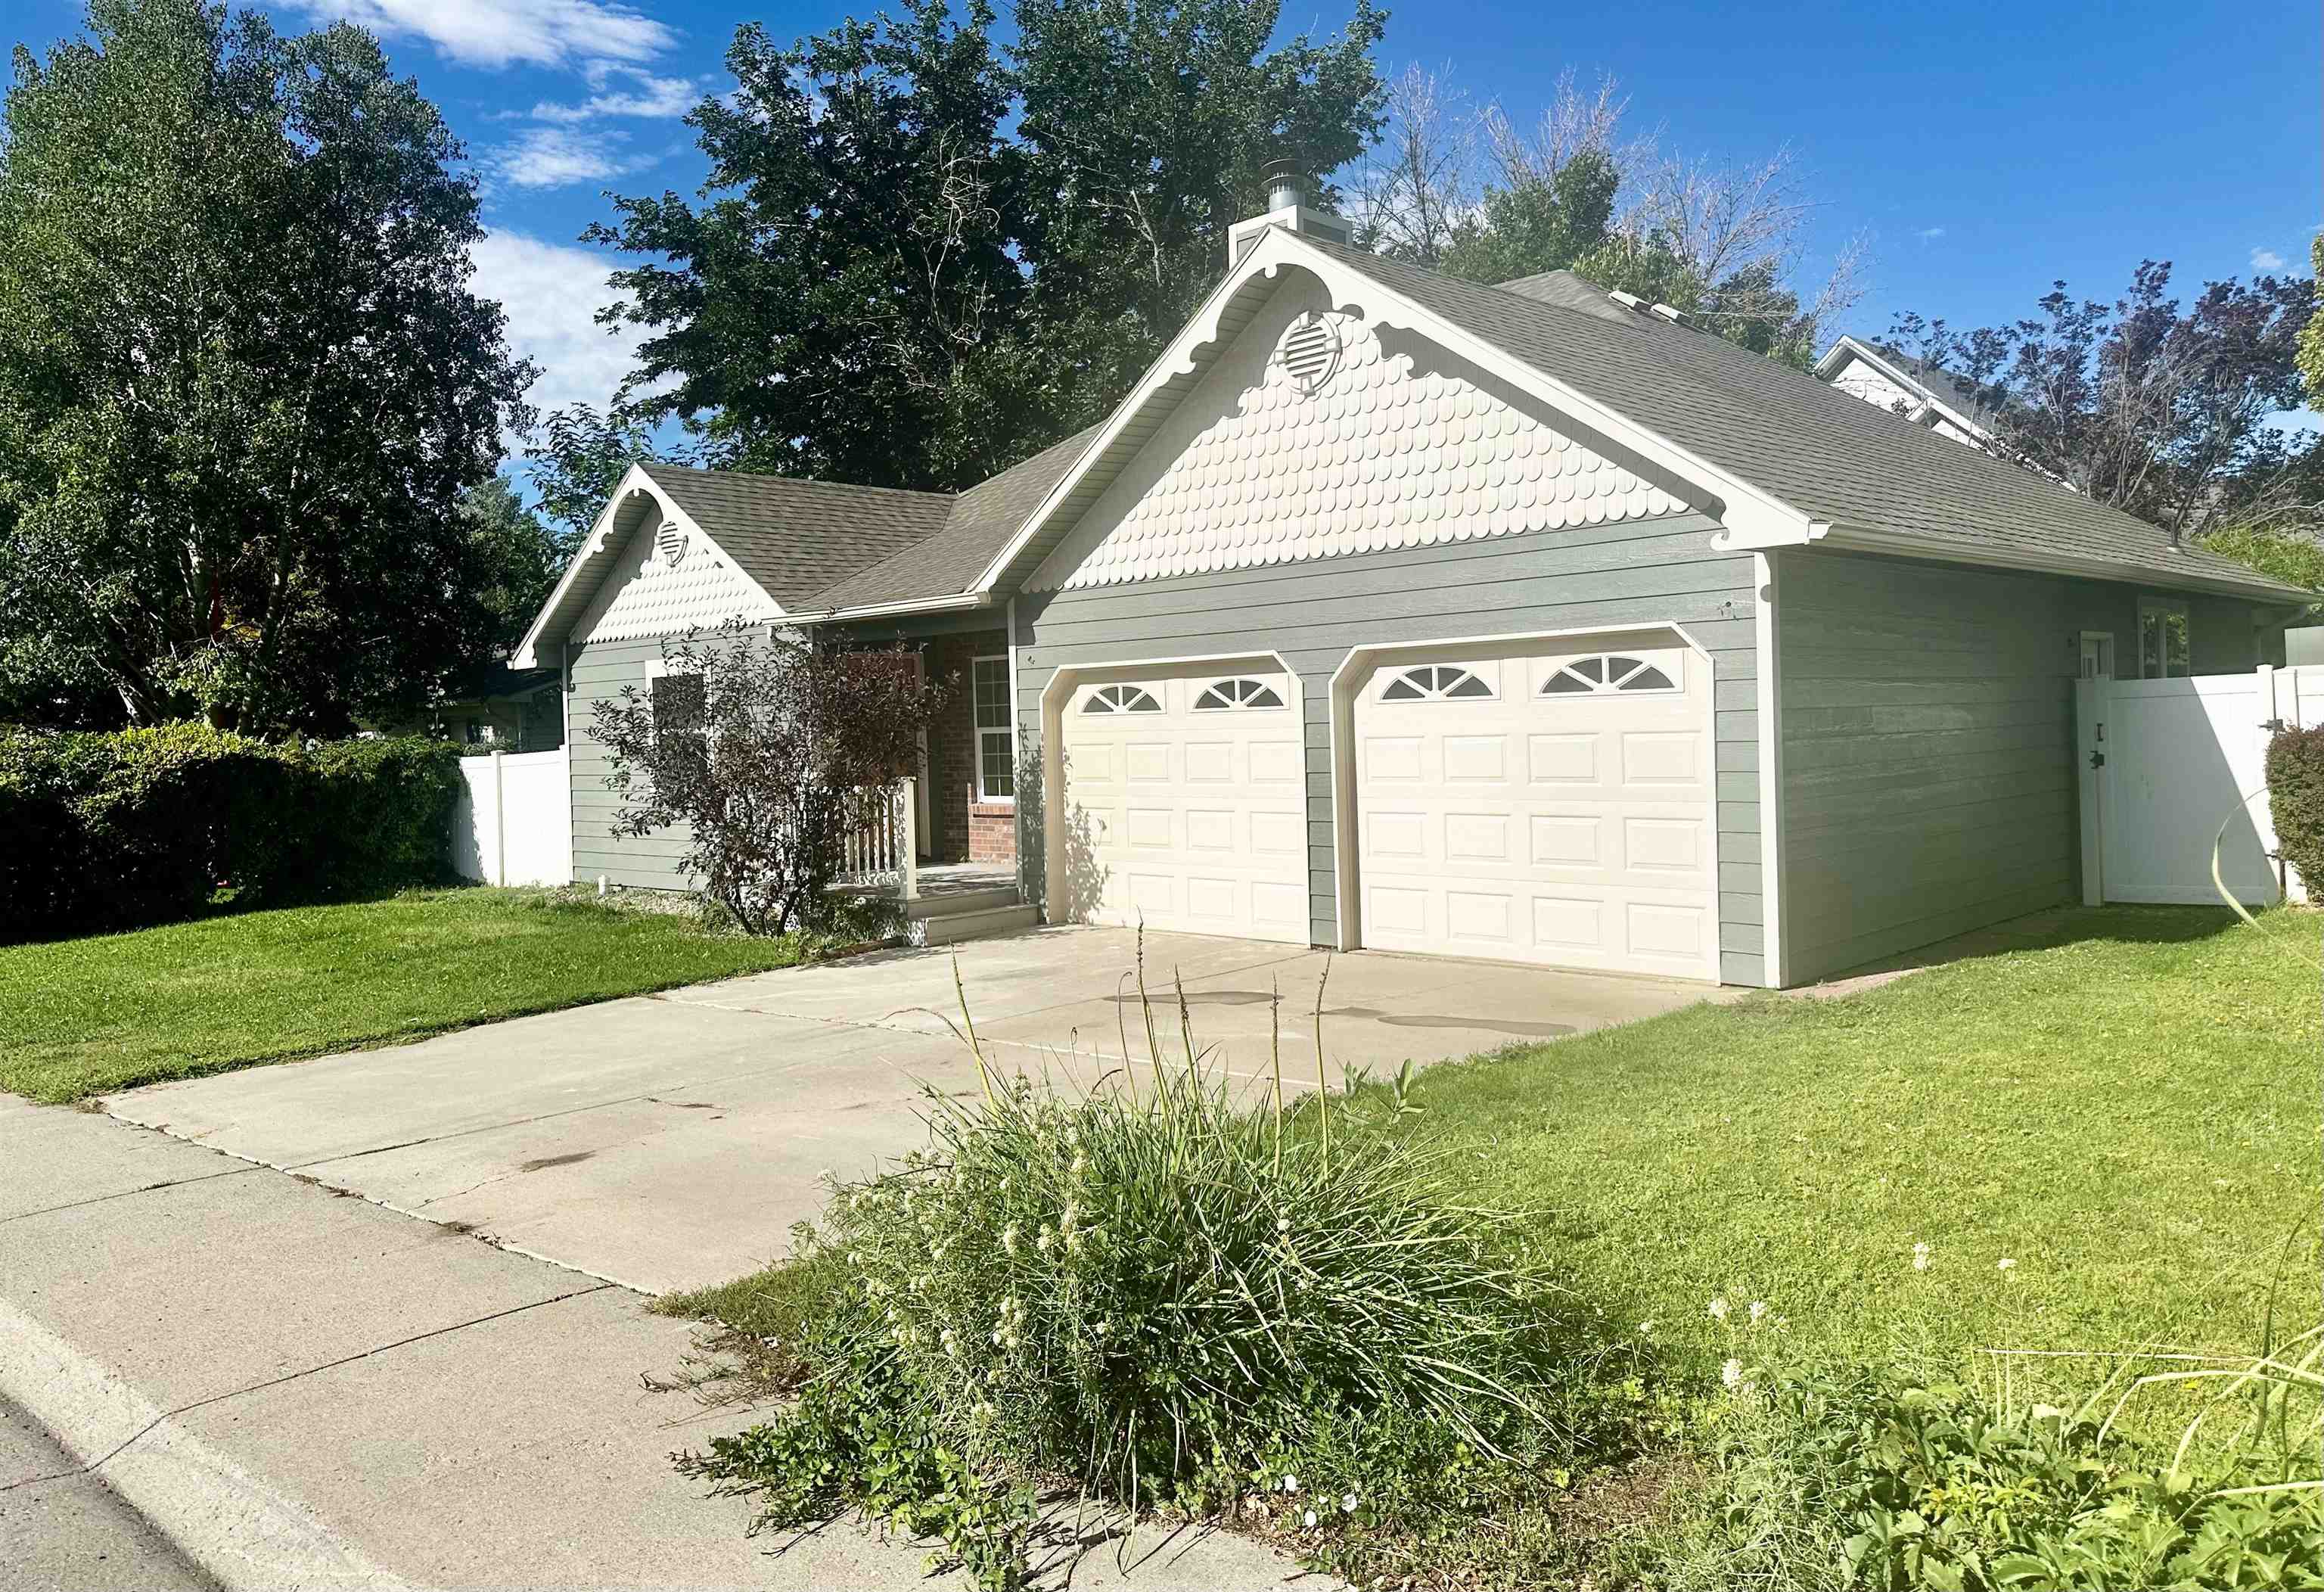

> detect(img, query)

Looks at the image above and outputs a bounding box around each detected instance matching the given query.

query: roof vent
[1278,311,1344,393]
[1608,289,1647,311]
[655,520,690,567]
[1263,157,1306,212]
[1648,302,1689,325]
[1229,155,1352,265]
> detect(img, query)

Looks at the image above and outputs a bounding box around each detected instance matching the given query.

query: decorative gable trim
[511,465,785,668]
[974,225,1816,599]
[1025,304,1690,592]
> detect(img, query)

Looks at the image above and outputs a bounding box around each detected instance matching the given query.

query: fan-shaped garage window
[1379,664,1494,702]
[1081,683,1162,714]
[1542,654,1679,695]
[1193,677,1285,710]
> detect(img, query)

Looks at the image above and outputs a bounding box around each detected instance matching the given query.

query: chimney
[1229,157,1352,266]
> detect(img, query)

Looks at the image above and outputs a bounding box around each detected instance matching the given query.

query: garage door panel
[1354,640,1718,979]
[1058,665,1309,944]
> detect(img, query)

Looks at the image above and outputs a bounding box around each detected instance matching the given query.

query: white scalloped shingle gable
[575,516,779,645]
[1029,306,1687,592]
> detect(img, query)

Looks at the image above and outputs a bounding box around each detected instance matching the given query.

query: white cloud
[2251,246,2287,272]
[490,126,648,188]
[1914,225,1947,241]
[285,0,673,70]
[469,230,642,418]
[527,67,699,123]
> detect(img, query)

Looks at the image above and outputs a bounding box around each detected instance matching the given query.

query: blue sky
[11,0,2319,429]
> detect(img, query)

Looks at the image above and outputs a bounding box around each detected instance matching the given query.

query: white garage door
[1055,664,1310,941]
[1351,637,1718,978]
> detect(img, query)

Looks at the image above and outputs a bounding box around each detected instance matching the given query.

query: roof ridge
[641,460,956,501]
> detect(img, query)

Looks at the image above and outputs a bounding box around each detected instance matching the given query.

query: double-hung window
[973,655,1014,801]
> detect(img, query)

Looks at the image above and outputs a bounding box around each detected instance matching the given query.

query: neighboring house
[1816,334,1999,447]
[375,663,564,751]
[513,181,2310,989]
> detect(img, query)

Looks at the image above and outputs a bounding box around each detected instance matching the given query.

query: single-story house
[1815,334,1999,447]
[512,179,2310,987]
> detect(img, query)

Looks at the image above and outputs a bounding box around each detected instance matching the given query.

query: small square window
[2138,599,2189,679]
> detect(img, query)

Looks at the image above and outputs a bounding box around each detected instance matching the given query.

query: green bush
[2267,725,2324,899]
[1656,1345,2324,1592]
[679,1002,1643,1589]
[0,724,460,942]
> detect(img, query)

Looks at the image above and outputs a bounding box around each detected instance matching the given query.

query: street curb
[0,1295,426,1592]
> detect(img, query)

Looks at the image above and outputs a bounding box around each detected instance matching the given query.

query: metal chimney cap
[1261,157,1306,210]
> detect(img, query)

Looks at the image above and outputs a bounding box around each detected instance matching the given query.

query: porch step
[903,885,1024,921]
[908,901,1040,947]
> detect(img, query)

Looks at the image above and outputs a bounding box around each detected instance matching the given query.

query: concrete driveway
[107,925,1712,1295]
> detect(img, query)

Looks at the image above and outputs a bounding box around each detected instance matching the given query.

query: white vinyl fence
[452,749,573,888]
[2076,664,2319,908]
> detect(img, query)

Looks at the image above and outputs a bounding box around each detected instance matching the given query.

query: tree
[527,404,664,544]
[591,625,954,934]
[455,477,564,655]
[592,0,1029,490]
[1890,262,2319,543]
[592,0,1386,490]
[2301,234,2324,405]
[1361,65,1860,368]
[0,0,533,734]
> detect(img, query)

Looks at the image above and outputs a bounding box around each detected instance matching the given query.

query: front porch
[911,627,1019,870]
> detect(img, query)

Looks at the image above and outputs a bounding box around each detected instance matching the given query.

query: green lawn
[1413,905,2320,1379]
[0,888,812,1103]
[669,906,2320,1395]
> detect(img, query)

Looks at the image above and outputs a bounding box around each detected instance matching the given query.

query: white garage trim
[1328,622,1722,975]
[1039,649,1305,933]
[1754,553,1787,988]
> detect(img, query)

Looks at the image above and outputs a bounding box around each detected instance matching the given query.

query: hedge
[2267,723,2324,899]
[0,724,462,944]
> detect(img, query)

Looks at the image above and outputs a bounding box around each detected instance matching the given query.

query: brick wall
[918,629,1009,864]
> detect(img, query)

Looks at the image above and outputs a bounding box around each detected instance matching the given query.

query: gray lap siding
[1011,511,1768,985]
[566,633,704,891]
[1773,548,2270,983]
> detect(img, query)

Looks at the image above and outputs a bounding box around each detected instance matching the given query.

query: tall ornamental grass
[680,962,1636,1588]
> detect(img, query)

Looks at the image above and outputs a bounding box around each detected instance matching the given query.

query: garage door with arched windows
[1345,632,1719,979]
[1050,661,1310,942]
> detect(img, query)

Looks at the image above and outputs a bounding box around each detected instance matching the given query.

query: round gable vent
[655,520,690,567]
[1277,311,1344,395]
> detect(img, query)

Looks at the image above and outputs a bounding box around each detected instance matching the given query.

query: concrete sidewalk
[104,925,1711,1295]
[0,1096,1312,1590]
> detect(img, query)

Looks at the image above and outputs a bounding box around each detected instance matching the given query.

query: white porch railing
[835,776,918,900]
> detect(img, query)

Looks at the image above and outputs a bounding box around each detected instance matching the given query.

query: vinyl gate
[2075,664,2319,907]
[452,749,573,888]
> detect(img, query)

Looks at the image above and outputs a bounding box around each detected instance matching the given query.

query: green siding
[1014,511,1768,985]
[1774,549,2270,982]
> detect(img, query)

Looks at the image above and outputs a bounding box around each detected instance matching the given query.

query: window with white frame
[1192,676,1286,710]
[644,660,705,745]
[2138,598,2190,679]
[1540,653,1680,695]
[973,655,1014,801]
[1378,664,1494,701]
[1080,683,1162,713]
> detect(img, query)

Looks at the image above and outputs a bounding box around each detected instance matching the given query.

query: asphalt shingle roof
[639,465,952,610]
[632,247,2304,615]
[1334,247,2302,601]
[803,426,1101,613]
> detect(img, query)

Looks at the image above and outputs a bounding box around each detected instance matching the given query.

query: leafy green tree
[527,404,664,543]
[1890,263,2317,543]
[1436,148,1618,285]
[1008,0,1386,431]
[593,0,1386,490]
[2301,235,2324,407]
[455,477,565,654]
[0,0,532,733]
[592,0,1030,490]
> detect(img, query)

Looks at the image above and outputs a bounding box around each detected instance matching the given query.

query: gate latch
[2088,750,2106,769]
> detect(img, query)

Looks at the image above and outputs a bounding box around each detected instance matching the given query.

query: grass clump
[678,975,1651,1589]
